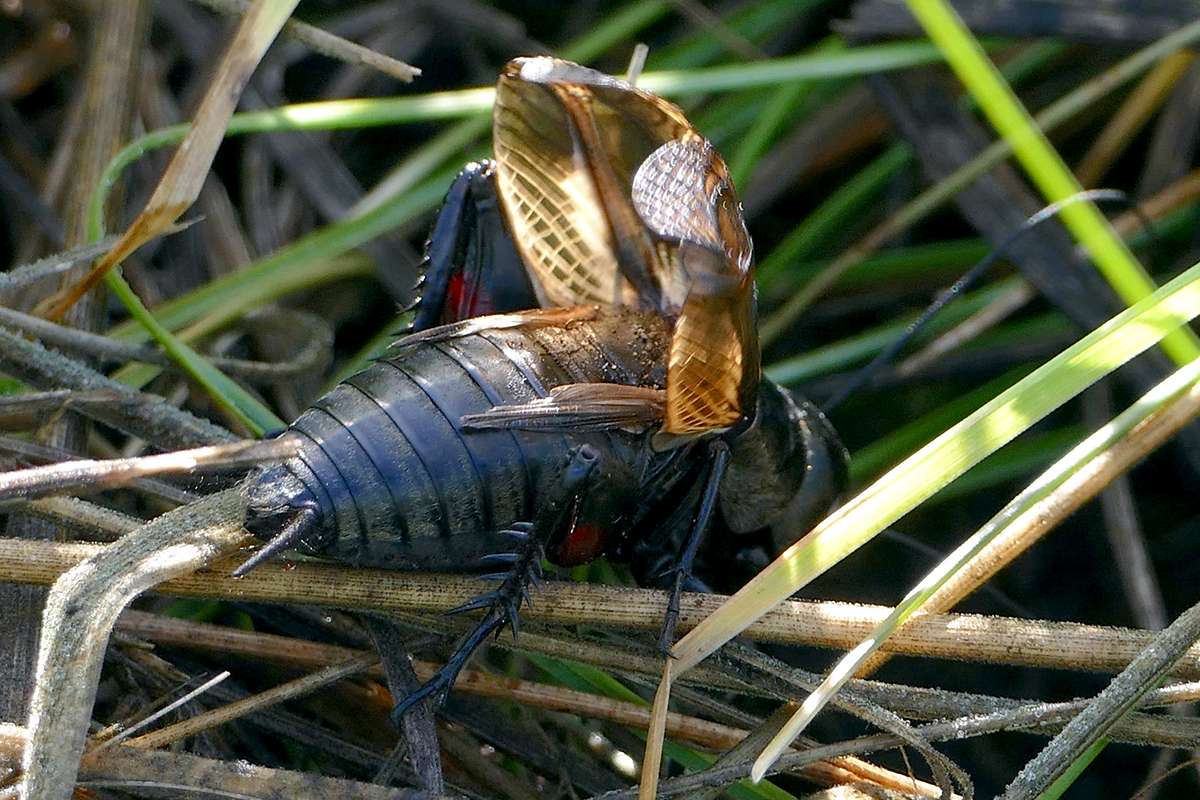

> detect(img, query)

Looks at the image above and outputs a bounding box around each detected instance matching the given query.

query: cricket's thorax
[243,306,679,570]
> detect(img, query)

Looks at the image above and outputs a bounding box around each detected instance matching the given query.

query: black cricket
[240,57,847,718]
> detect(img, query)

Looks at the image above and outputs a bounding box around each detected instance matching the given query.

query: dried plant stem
[1076,51,1196,187]
[114,610,1200,750]
[20,497,141,541]
[856,347,1200,677]
[0,327,232,449]
[0,725,425,800]
[4,532,1199,679]
[1002,598,1200,800]
[21,488,246,800]
[114,610,942,796]
[0,437,297,501]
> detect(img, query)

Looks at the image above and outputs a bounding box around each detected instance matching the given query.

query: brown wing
[492,57,693,310]
[631,139,758,436]
[461,383,665,432]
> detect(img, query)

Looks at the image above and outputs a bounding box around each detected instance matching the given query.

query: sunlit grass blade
[652,256,1200,779]
[752,344,1200,781]
[43,0,301,321]
[906,0,1200,364]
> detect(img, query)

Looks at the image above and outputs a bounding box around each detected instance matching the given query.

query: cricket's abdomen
[243,308,671,571]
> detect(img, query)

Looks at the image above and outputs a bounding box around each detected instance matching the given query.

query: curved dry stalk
[857,349,1200,677]
[21,488,246,800]
[5,534,1200,679]
[1001,597,1200,800]
[0,725,425,800]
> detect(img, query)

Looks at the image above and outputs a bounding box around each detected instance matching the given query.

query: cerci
[240,56,846,716]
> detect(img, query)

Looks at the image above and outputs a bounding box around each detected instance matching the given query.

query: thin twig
[0,434,197,507]
[88,671,230,752]
[0,437,297,501]
[365,617,444,794]
[122,652,378,751]
[189,0,420,81]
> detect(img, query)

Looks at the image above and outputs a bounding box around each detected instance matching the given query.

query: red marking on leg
[445,273,467,321]
[554,522,606,566]
[444,272,495,322]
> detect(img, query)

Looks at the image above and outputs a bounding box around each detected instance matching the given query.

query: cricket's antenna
[232,507,318,577]
[626,43,649,86]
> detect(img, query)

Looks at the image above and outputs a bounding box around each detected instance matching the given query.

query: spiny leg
[390,445,599,723]
[659,438,731,652]
[413,160,537,333]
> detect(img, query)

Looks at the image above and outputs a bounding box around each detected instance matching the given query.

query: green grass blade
[748,286,1200,777]
[103,272,283,433]
[756,144,912,289]
[671,254,1200,693]
[765,279,1020,384]
[1037,738,1109,800]
[906,0,1200,364]
[727,39,840,186]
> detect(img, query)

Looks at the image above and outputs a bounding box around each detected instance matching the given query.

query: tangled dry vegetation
[3,1,1200,799]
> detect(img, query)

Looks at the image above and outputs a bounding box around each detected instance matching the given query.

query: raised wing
[492,56,692,310]
[632,139,757,436]
[492,57,759,438]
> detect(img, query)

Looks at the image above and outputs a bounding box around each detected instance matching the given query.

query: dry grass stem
[41,0,301,319]
[189,0,420,81]
[21,488,245,800]
[122,651,378,751]
[115,610,1200,750]
[0,437,297,501]
[3,534,1199,678]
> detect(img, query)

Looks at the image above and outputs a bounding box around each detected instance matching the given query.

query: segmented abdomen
[244,308,671,571]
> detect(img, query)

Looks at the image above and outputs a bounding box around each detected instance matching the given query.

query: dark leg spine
[390,445,599,723]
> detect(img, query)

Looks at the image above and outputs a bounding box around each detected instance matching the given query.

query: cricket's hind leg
[412,160,539,332]
[389,445,599,722]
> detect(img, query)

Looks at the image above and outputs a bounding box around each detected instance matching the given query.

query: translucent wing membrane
[633,139,757,435]
[493,57,759,436]
[492,57,692,309]
[461,383,666,431]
